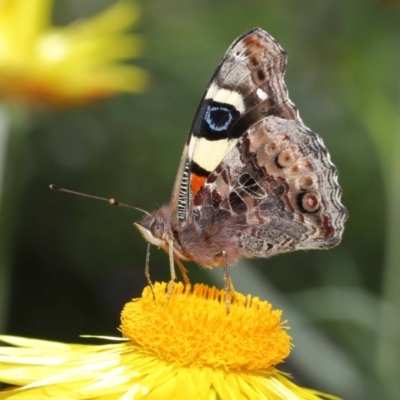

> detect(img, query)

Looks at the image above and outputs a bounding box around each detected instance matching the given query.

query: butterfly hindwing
[193,117,347,258]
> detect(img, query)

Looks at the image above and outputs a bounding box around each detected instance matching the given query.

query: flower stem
[0,104,29,334]
[0,104,11,332]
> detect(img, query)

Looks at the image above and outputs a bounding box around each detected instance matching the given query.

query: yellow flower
[0,0,149,107]
[0,283,339,399]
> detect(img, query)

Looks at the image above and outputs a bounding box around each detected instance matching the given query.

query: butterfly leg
[175,257,190,287]
[144,243,155,300]
[222,251,232,314]
[167,239,177,298]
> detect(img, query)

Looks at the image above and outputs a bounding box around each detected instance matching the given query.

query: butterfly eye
[151,222,163,238]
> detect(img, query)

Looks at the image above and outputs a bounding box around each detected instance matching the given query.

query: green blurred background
[1,0,399,399]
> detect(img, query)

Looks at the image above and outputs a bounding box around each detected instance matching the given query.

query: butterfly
[135,28,348,304]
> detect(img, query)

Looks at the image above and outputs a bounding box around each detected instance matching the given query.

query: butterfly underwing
[135,28,348,287]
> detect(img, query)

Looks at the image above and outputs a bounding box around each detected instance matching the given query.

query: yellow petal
[0,0,148,108]
[0,284,340,399]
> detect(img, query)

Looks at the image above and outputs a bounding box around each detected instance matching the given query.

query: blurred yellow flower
[0,0,149,108]
[0,283,339,399]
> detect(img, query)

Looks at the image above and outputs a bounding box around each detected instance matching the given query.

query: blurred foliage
[0,0,399,399]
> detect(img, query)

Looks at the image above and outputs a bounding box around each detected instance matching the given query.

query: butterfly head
[134,206,172,249]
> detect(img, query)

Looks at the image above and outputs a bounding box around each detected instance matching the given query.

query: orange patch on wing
[244,35,263,48]
[191,174,207,196]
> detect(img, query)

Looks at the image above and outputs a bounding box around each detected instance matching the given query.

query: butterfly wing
[170,27,347,261]
[170,28,300,223]
[192,117,347,260]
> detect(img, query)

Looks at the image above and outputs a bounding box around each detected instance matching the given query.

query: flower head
[0,0,149,107]
[0,282,339,399]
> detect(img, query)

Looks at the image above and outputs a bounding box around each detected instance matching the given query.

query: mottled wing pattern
[174,28,300,222]
[193,117,347,258]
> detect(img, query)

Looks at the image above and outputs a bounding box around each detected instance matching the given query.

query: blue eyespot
[205,105,234,132]
[192,99,241,140]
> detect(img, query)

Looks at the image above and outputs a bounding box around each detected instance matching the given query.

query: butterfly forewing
[173,28,301,222]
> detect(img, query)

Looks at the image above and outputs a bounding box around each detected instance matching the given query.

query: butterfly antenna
[49,184,149,215]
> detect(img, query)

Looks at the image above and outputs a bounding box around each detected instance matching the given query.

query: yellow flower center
[121,282,291,372]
